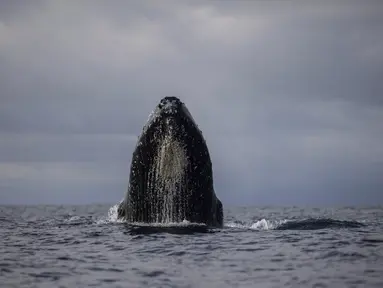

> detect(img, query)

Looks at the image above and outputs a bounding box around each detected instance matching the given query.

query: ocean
[1,205,382,287]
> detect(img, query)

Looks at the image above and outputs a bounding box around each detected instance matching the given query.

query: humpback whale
[117,96,223,227]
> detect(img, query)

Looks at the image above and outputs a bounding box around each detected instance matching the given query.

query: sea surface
[1,205,382,287]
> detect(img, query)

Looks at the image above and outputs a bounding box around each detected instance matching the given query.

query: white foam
[104,207,289,230]
[65,216,81,223]
[98,204,207,227]
[95,204,125,224]
[128,219,207,228]
[107,204,119,222]
[225,219,288,230]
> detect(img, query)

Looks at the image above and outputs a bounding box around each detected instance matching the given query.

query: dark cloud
[0,1,382,205]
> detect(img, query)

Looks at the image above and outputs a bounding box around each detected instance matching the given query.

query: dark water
[1,205,382,287]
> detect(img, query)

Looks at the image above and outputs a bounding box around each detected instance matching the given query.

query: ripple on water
[0,205,382,288]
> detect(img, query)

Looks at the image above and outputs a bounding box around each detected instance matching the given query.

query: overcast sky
[1,1,382,206]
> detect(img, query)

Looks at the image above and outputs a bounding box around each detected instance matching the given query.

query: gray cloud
[1,1,382,205]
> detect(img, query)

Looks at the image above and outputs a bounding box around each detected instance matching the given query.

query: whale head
[141,96,199,138]
[120,96,223,226]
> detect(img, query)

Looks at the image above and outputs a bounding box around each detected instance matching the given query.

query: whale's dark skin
[117,96,223,227]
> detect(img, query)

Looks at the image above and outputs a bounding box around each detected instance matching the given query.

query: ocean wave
[225,218,365,231]
[276,218,365,230]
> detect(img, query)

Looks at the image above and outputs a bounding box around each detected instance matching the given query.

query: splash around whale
[117,96,223,227]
